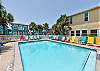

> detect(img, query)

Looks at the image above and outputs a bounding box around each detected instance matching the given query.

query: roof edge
[68,6,100,17]
[10,22,28,26]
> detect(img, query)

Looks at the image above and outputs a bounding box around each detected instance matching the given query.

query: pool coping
[14,42,23,71]
[17,39,100,71]
[18,39,100,52]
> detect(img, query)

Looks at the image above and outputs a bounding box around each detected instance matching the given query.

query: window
[76,30,80,36]
[70,17,72,24]
[84,12,89,22]
[18,25,23,30]
[82,30,87,36]
[71,31,74,36]
[23,26,28,30]
[90,29,97,36]
[13,25,18,30]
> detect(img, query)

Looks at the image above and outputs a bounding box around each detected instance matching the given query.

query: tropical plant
[43,22,49,30]
[7,13,14,23]
[52,24,60,35]
[29,22,37,32]
[43,22,49,34]
[0,3,14,35]
[37,24,43,34]
[52,14,71,35]
[0,5,7,23]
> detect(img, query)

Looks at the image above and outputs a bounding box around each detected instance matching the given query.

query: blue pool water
[18,40,96,71]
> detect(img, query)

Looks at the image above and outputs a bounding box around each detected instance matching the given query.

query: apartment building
[0,23,29,35]
[68,6,100,36]
[10,23,29,35]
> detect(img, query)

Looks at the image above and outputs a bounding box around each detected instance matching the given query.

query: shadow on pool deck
[0,46,14,71]
[0,46,11,55]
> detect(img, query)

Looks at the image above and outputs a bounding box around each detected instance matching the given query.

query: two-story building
[0,23,29,35]
[10,23,29,35]
[68,6,100,36]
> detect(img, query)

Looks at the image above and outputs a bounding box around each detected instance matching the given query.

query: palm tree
[43,22,49,34]
[37,24,43,35]
[43,22,49,30]
[52,24,60,35]
[51,14,71,35]
[0,1,14,35]
[7,13,14,23]
[0,4,7,34]
[29,22,37,34]
[63,16,72,35]
[52,24,57,34]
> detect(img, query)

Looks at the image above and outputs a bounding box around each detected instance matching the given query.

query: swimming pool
[18,40,96,71]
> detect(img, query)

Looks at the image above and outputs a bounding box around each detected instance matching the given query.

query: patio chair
[70,36,76,43]
[79,36,87,45]
[49,35,53,39]
[64,37,70,42]
[49,35,51,39]
[29,36,34,40]
[20,35,25,41]
[55,36,59,41]
[61,36,65,42]
[33,36,38,40]
[25,36,29,41]
[58,35,62,41]
[39,36,42,39]
[37,35,41,40]
[52,35,56,40]
[75,37,79,44]
[87,36,94,45]
[94,37,100,47]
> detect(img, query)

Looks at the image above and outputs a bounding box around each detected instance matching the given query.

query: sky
[2,0,100,28]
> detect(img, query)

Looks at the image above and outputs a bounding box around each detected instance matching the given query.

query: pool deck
[0,42,23,71]
[0,40,100,71]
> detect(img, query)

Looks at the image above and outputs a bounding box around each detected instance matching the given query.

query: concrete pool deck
[0,42,23,71]
[0,41,100,71]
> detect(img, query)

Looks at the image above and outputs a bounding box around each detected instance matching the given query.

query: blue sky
[2,0,100,27]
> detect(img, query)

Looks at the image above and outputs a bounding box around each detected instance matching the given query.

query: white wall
[97,29,100,36]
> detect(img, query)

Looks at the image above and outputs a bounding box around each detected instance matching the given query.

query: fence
[0,35,20,42]
[0,35,82,42]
